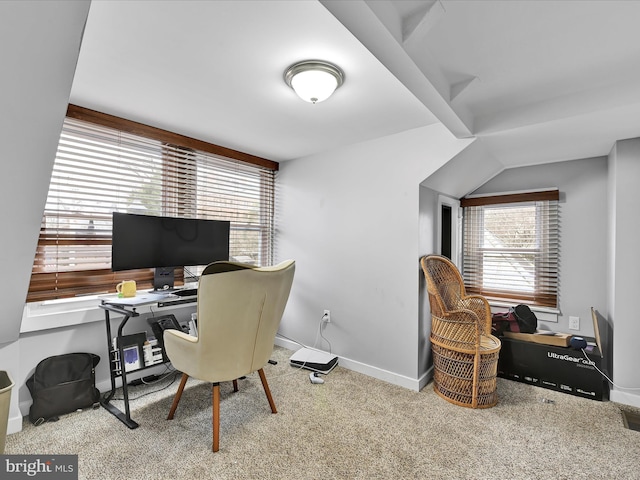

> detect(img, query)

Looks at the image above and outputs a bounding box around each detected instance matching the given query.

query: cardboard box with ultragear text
[498,337,609,401]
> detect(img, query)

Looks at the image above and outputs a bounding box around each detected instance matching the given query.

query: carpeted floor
[5,346,640,480]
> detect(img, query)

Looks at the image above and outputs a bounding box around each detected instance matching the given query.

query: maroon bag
[491,305,538,336]
[491,309,518,336]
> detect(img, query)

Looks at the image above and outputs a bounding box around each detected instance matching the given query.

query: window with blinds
[460,190,559,308]
[28,106,277,302]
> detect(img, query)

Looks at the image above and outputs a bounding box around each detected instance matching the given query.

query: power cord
[581,349,640,391]
[113,367,181,401]
[275,332,307,351]
[273,332,312,377]
[314,313,332,354]
[183,266,199,283]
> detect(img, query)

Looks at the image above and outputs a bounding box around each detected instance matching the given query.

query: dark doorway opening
[441,205,452,260]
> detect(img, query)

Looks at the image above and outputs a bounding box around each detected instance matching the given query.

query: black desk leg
[100,306,140,429]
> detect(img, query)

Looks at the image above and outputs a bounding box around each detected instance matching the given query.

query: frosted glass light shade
[284,60,344,104]
[291,70,337,104]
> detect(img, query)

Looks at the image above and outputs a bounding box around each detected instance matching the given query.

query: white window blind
[461,190,559,308]
[28,106,277,302]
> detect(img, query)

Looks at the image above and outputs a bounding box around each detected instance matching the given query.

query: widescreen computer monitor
[111,212,230,289]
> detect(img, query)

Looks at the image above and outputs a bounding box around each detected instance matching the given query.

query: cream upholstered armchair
[421,255,501,408]
[163,260,295,452]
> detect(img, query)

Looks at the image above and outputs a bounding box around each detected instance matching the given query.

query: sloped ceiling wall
[420,139,504,199]
[0,0,90,344]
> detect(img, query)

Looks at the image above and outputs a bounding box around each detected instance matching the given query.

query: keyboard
[173,288,197,297]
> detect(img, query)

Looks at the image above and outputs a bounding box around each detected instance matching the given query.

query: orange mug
[116,280,137,298]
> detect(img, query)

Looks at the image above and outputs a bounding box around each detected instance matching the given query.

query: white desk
[100,293,174,307]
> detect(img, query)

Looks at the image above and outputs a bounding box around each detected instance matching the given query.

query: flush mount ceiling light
[284,60,344,104]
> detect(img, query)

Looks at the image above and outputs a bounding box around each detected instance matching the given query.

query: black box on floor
[498,337,609,401]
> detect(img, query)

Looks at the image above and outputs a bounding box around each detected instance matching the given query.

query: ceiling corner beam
[402,0,446,45]
[320,0,473,138]
[450,76,479,102]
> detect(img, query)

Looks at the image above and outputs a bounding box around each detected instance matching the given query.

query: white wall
[418,186,438,378]
[472,156,609,337]
[608,138,640,407]
[276,124,470,389]
[0,0,90,434]
[0,0,89,344]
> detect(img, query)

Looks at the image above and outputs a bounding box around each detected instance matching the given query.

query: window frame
[27,105,278,302]
[460,190,559,308]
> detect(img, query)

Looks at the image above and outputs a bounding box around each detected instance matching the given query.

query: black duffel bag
[512,304,538,333]
[26,352,101,425]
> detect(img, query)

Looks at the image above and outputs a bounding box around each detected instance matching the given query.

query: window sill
[21,295,104,333]
[488,300,559,323]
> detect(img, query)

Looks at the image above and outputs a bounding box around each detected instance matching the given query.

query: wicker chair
[421,255,501,408]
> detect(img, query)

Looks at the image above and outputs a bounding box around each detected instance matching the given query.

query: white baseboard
[274,336,432,392]
[7,414,22,435]
[610,389,640,409]
[419,365,434,391]
[338,356,430,392]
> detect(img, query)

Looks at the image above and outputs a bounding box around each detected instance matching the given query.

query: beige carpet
[5,346,640,480]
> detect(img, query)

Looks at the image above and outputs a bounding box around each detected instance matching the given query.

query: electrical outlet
[323,309,331,323]
[569,316,580,331]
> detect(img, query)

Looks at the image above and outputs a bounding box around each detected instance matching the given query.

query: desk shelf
[109,351,163,377]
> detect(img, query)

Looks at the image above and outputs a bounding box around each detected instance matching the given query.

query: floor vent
[621,410,640,432]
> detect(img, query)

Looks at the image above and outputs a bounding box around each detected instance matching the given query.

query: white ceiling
[71,0,437,162]
[71,0,640,168]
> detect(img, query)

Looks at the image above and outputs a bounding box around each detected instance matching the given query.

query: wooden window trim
[66,104,279,172]
[460,190,558,207]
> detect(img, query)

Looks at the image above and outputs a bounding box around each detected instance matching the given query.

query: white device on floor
[309,372,324,384]
[289,347,338,374]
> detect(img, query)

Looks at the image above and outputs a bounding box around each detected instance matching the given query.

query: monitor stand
[153,267,175,292]
[148,288,177,295]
